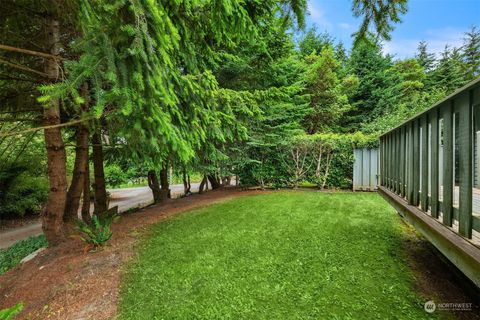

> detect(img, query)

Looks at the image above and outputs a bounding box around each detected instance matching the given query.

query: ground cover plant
[120,192,437,319]
[0,235,47,275]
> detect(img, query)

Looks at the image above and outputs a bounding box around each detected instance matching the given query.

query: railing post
[400,126,406,198]
[413,119,420,206]
[458,91,473,238]
[387,134,392,189]
[394,130,398,194]
[408,122,414,204]
[443,102,454,227]
[421,115,429,211]
[395,129,402,194]
[431,109,439,218]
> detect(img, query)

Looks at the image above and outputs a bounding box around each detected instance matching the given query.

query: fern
[77,212,119,247]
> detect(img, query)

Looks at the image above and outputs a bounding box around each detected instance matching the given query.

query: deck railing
[378,78,480,286]
[380,78,480,240]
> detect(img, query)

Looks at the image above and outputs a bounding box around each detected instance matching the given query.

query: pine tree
[415,40,436,72]
[462,26,480,81]
[303,45,356,133]
[432,45,467,93]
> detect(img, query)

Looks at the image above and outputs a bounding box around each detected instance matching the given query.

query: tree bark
[92,132,108,217]
[207,174,221,189]
[81,152,91,223]
[159,163,170,200]
[63,124,89,226]
[182,169,190,195]
[199,175,210,194]
[147,170,161,203]
[42,16,67,245]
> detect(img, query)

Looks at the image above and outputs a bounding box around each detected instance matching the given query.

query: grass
[119,192,437,319]
[0,235,47,275]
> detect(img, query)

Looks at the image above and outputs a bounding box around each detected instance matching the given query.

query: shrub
[0,235,48,274]
[104,163,129,188]
[0,163,48,217]
[239,132,378,189]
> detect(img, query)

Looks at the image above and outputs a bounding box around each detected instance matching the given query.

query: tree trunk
[147,170,161,203]
[182,169,191,195]
[81,153,91,223]
[159,163,170,200]
[92,132,108,217]
[42,16,67,245]
[64,124,89,226]
[187,174,191,193]
[207,174,221,189]
[199,175,208,194]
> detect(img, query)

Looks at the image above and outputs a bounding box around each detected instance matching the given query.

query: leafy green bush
[0,303,23,320]
[0,235,48,274]
[77,213,119,248]
[104,164,129,188]
[0,163,48,217]
[239,132,378,189]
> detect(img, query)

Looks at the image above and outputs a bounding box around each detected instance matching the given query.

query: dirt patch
[0,188,265,320]
[401,222,480,319]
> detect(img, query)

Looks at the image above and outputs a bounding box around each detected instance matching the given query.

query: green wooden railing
[380,78,480,240]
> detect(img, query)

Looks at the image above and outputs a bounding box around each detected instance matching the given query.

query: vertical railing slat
[396,130,401,194]
[443,102,454,227]
[421,115,429,211]
[431,109,439,218]
[458,92,473,238]
[400,126,406,198]
[408,122,414,204]
[413,119,421,206]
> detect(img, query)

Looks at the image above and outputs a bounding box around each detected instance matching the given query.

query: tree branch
[0,57,49,77]
[0,44,63,61]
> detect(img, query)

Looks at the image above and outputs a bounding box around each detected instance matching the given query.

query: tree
[343,40,392,131]
[462,26,480,81]
[415,40,436,73]
[303,45,357,133]
[298,27,334,57]
[431,45,467,94]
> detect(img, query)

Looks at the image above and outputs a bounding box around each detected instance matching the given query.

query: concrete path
[0,183,202,249]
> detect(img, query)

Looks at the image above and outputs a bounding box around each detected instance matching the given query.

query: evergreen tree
[432,45,466,94]
[415,40,436,72]
[298,27,334,57]
[462,25,480,81]
[303,45,357,133]
[344,40,392,130]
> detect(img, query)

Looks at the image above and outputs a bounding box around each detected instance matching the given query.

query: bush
[0,163,48,217]
[0,235,48,274]
[104,163,129,188]
[239,132,378,189]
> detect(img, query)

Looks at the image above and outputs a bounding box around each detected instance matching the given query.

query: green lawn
[119,192,436,319]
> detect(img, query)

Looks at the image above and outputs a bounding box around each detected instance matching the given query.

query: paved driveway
[0,183,202,249]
